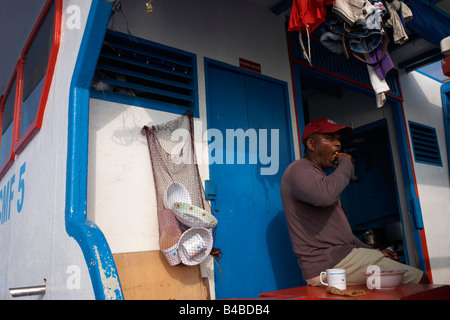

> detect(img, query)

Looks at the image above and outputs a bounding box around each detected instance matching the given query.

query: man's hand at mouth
[332,152,351,167]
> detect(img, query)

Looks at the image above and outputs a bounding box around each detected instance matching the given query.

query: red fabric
[443,56,450,77]
[288,0,334,32]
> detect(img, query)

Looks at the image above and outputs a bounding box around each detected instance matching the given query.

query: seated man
[280,118,429,286]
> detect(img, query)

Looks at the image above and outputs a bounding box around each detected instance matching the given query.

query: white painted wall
[88,100,173,253]
[400,71,450,284]
[0,0,95,300]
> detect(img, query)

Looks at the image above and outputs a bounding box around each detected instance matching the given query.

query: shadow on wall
[266,211,306,289]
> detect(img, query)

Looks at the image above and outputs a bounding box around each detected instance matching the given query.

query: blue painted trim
[66,0,123,300]
[442,82,450,177]
[415,70,445,84]
[390,101,426,270]
[415,0,450,26]
[291,64,306,156]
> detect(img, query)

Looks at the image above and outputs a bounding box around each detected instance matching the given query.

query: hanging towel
[365,53,390,108]
[393,0,413,23]
[385,0,412,44]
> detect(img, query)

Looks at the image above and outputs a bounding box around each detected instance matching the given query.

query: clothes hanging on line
[288,0,335,32]
[384,0,413,44]
[332,0,375,27]
[368,40,395,80]
[365,53,390,108]
[289,0,413,107]
[321,15,384,56]
[366,1,386,31]
[288,0,335,65]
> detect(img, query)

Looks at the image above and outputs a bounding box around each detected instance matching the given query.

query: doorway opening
[341,120,405,261]
[299,72,411,264]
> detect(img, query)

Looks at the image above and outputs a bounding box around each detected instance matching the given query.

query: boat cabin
[0,0,449,300]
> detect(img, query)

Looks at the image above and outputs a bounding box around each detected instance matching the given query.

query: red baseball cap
[302,118,352,143]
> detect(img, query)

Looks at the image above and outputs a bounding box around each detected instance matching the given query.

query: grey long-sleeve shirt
[280,157,372,280]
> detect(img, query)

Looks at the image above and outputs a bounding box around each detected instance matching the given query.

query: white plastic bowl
[172,202,218,228]
[164,182,192,210]
[178,227,213,266]
[363,269,407,290]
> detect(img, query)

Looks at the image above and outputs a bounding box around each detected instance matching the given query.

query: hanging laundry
[384,0,413,44]
[379,0,391,22]
[312,0,411,108]
[365,53,390,108]
[321,15,384,57]
[288,0,335,65]
[288,0,335,32]
[366,1,386,31]
[393,0,412,24]
[320,31,345,54]
[368,40,394,80]
[332,0,375,27]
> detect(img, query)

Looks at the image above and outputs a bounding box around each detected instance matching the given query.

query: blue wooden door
[206,61,302,299]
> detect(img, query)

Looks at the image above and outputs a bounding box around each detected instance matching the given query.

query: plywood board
[113,250,209,300]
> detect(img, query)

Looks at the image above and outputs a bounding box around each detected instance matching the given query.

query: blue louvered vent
[409,121,442,166]
[289,32,401,98]
[91,30,197,114]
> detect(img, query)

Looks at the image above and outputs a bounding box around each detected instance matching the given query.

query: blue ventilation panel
[91,30,198,115]
[409,121,442,166]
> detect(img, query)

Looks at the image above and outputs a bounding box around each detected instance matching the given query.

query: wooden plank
[113,250,208,300]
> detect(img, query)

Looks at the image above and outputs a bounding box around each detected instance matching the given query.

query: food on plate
[326,286,366,296]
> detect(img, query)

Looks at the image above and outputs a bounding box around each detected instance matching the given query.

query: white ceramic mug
[320,268,346,290]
